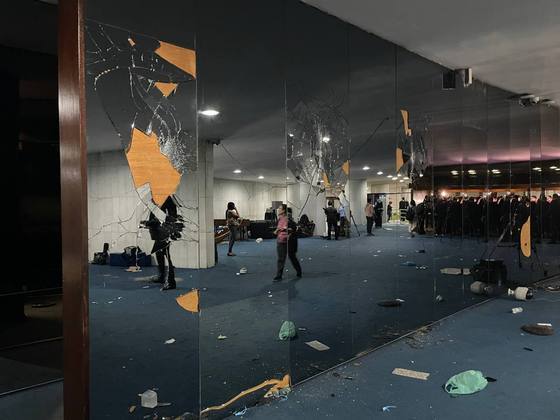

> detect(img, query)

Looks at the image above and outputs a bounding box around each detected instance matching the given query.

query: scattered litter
[139,389,158,408]
[545,285,560,292]
[129,405,136,413]
[382,405,397,412]
[416,249,426,253]
[157,402,172,407]
[435,295,444,303]
[126,266,142,272]
[278,321,297,341]
[332,372,354,380]
[444,370,488,395]
[107,301,114,304]
[91,301,98,304]
[378,299,404,307]
[485,377,497,382]
[392,368,430,381]
[401,261,417,266]
[233,407,248,416]
[511,307,523,314]
[440,268,462,275]
[416,265,428,270]
[239,267,248,275]
[521,323,554,336]
[117,296,123,300]
[523,347,534,351]
[398,254,406,258]
[508,287,533,301]
[164,338,176,344]
[305,340,330,351]
[217,335,228,340]
[255,238,263,243]
[142,285,150,289]
[298,327,307,331]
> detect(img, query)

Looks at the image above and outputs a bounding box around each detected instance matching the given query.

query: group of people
[364,198,392,235]
[400,192,560,243]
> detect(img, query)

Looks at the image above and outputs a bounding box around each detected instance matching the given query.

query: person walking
[273,204,302,282]
[365,199,375,236]
[387,201,393,222]
[226,202,240,256]
[406,200,417,237]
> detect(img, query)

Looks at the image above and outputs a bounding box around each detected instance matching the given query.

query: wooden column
[58,0,89,418]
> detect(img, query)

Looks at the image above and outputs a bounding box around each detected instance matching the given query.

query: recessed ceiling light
[419,173,424,177]
[288,133,294,137]
[533,167,541,171]
[322,136,330,143]
[550,166,558,169]
[233,169,242,174]
[399,179,404,183]
[258,175,264,179]
[468,170,476,175]
[362,166,370,171]
[286,177,290,180]
[403,176,409,180]
[392,177,398,180]
[199,108,220,116]
[397,174,402,177]
[377,171,383,175]
[387,175,392,178]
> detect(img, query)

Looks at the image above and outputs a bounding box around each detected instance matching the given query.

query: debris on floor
[416,249,426,253]
[521,323,554,336]
[305,340,330,351]
[126,266,142,272]
[233,407,247,416]
[440,267,470,275]
[278,321,297,341]
[164,338,176,344]
[256,238,263,243]
[239,267,248,275]
[435,295,444,303]
[218,335,228,340]
[523,347,534,351]
[444,370,488,395]
[378,299,405,307]
[382,405,397,412]
[401,261,417,267]
[416,265,428,270]
[392,367,430,381]
[129,405,136,413]
[332,372,353,380]
[140,389,158,408]
[511,307,523,314]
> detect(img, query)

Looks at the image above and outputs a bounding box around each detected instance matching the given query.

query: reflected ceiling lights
[551,166,558,169]
[322,136,331,143]
[233,169,242,174]
[199,108,220,116]
[362,166,370,171]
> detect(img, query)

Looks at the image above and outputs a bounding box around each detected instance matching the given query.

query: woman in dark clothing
[226,202,240,256]
[273,204,302,282]
[387,201,393,222]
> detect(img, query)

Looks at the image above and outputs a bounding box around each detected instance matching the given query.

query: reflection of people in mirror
[273,204,302,282]
[324,200,339,240]
[365,199,374,236]
[226,202,240,256]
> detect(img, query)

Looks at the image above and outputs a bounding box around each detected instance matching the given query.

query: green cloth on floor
[278,321,297,340]
[444,370,488,396]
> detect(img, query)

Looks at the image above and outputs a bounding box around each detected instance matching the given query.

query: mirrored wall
[85,0,560,418]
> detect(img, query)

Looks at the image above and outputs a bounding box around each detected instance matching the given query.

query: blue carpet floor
[241,292,560,420]
[88,223,559,418]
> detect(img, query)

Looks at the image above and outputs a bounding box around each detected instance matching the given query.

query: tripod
[350,213,360,236]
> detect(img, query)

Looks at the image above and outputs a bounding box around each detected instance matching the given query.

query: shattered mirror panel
[196,0,290,417]
[85,9,200,418]
[285,0,353,385]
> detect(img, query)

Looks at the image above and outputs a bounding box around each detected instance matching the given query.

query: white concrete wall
[88,150,205,269]
[346,179,368,226]
[213,179,286,221]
